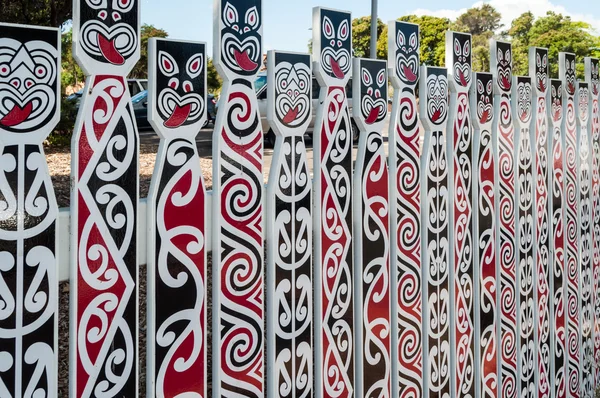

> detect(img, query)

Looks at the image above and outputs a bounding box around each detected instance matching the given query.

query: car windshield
[131,90,147,104]
[255,75,267,93]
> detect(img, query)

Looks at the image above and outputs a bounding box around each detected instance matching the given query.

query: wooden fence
[0,1,599,397]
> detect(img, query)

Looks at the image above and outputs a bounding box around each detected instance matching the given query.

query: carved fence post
[387,21,423,398]
[70,0,141,396]
[311,7,354,398]
[445,30,475,398]
[560,51,581,398]
[585,56,600,389]
[512,75,534,398]
[265,50,313,398]
[0,22,60,398]
[576,80,593,396]
[547,77,567,398]
[352,58,390,398]
[469,71,497,398]
[529,46,550,398]
[490,39,518,398]
[146,38,208,398]
[211,0,264,396]
[419,65,450,398]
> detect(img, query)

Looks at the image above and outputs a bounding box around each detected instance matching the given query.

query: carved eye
[497,48,503,62]
[186,53,203,79]
[409,32,417,48]
[397,30,405,47]
[542,54,547,68]
[338,19,349,41]
[571,60,575,71]
[537,53,541,67]
[112,0,134,13]
[223,2,239,27]
[486,79,493,94]
[463,40,470,57]
[323,16,334,40]
[0,64,10,77]
[362,67,372,85]
[478,79,484,94]
[168,77,179,90]
[158,51,178,77]
[454,38,461,55]
[34,64,48,79]
[376,69,385,87]
[505,49,511,64]
[245,6,259,30]
[98,10,107,20]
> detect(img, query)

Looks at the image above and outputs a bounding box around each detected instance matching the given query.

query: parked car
[66,79,148,115]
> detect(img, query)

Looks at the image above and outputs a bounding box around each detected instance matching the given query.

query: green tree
[352,16,386,58]
[207,58,222,94]
[60,29,84,90]
[0,0,71,27]
[454,4,502,35]
[130,24,169,79]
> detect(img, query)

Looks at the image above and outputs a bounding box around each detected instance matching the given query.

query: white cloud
[411,0,600,33]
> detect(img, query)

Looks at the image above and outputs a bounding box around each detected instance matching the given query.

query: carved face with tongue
[493,41,512,93]
[475,73,494,125]
[534,48,548,94]
[358,60,388,126]
[561,53,576,96]
[317,9,352,83]
[273,54,311,130]
[451,32,472,90]
[550,80,563,123]
[0,27,59,135]
[394,22,420,86]
[151,40,206,132]
[218,0,262,77]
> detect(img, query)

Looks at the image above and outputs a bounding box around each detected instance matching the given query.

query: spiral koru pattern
[475,125,497,398]
[577,88,593,396]
[591,96,600,389]
[451,92,475,398]
[355,129,391,398]
[564,96,581,398]
[73,75,138,398]
[496,94,518,398]
[149,139,206,397]
[534,95,551,398]
[550,95,567,398]
[393,87,423,397]
[268,135,312,398]
[424,128,451,398]
[213,79,264,397]
[315,86,353,398]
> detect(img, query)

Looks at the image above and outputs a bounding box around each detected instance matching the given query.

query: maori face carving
[358,59,388,125]
[517,77,532,124]
[450,32,471,89]
[152,40,206,131]
[74,0,139,69]
[476,73,493,124]
[551,79,563,122]
[219,0,262,76]
[425,69,448,126]
[578,83,589,123]
[273,54,311,130]
[562,53,576,96]
[394,21,419,85]
[317,9,351,81]
[587,58,599,96]
[494,41,512,92]
[0,25,59,136]
[535,48,548,93]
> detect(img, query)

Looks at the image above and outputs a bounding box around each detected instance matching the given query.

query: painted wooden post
[491,39,518,398]
[513,75,534,398]
[470,71,497,398]
[445,30,475,398]
[0,22,60,398]
[575,80,593,396]
[560,51,581,398]
[420,65,450,398]
[70,0,141,395]
[312,7,354,398]
[529,46,550,398]
[265,50,313,398]
[547,77,567,398]
[211,1,264,396]
[585,56,600,389]
[387,21,423,398]
[352,58,391,398]
[146,38,208,398]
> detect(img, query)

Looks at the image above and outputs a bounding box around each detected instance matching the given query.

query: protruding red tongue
[1,102,33,127]
[539,79,546,92]
[164,104,191,128]
[365,105,381,125]
[234,49,258,72]
[331,58,345,79]
[480,109,490,124]
[98,33,125,65]
[568,83,575,94]
[431,108,442,123]
[283,105,299,124]
[501,77,510,90]
[403,65,417,83]
[459,72,468,87]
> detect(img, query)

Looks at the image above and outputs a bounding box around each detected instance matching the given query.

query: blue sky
[141,0,600,58]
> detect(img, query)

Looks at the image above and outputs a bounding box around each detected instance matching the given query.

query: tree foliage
[207,58,222,94]
[352,16,385,58]
[61,29,84,90]
[130,24,169,79]
[0,0,71,27]
[454,4,502,36]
